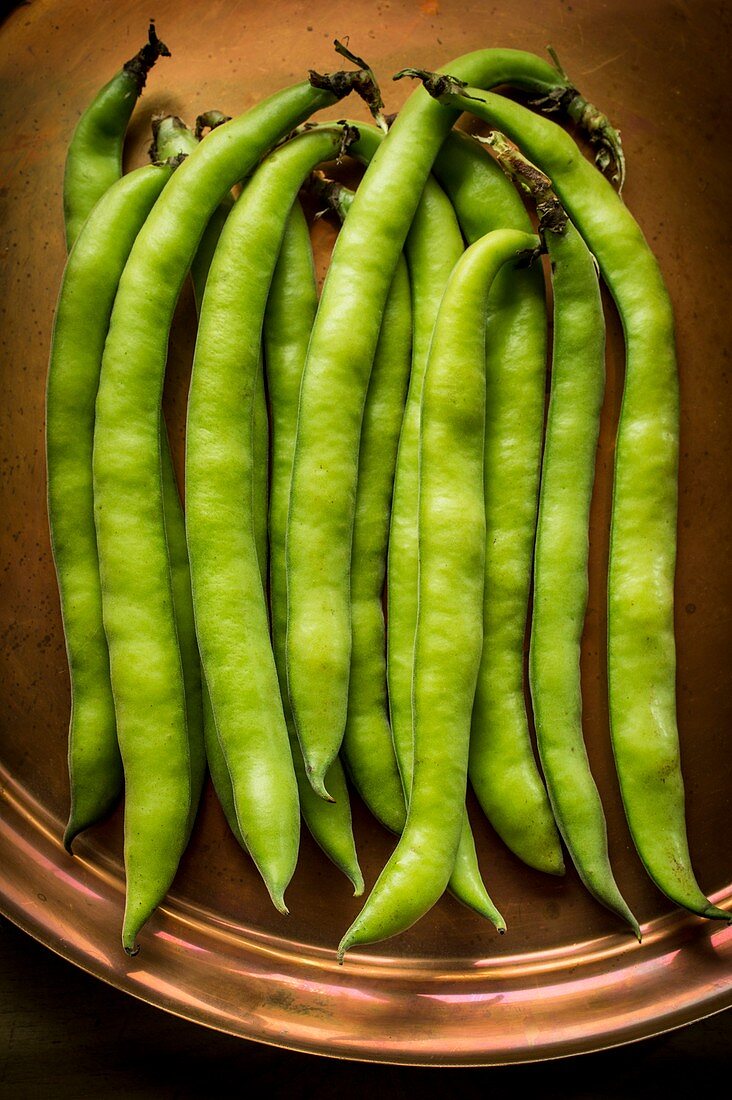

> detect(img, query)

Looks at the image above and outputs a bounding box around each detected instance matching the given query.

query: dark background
[0,916,729,1096]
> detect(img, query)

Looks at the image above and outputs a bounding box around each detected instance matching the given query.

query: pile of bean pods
[46,23,729,958]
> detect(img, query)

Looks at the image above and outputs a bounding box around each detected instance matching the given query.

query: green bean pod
[422,77,728,922]
[159,429,206,827]
[431,130,563,877]
[153,114,270,585]
[285,47,614,802]
[481,129,636,930]
[309,174,409,835]
[187,124,366,911]
[387,177,462,793]
[151,114,233,307]
[48,165,172,849]
[55,106,213,854]
[150,112,262,859]
[264,198,363,893]
[345,243,413,834]
[537,218,638,929]
[93,68,367,953]
[339,230,537,959]
[385,174,503,919]
[313,166,500,924]
[63,22,170,248]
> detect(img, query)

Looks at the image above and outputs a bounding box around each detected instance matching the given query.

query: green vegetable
[339,229,538,959]
[63,22,169,248]
[92,67,369,954]
[416,71,728,923]
[264,198,364,893]
[432,129,564,877]
[286,45,609,805]
[48,164,173,850]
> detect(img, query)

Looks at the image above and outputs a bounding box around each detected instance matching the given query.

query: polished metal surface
[0,0,730,1065]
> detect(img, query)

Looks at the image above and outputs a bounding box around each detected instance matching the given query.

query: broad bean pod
[339,230,537,959]
[150,114,276,869]
[286,45,614,801]
[187,124,368,911]
[383,170,504,918]
[48,165,172,849]
[313,163,500,925]
[55,52,183,848]
[315,178,412,835]
[93,66,370,953]
[386,176,462,796]
[264,198,363,893]
[486,132,637,932]
[432,130,563,876]
[152,114,269,584]
[417,74,728,922]
[150,113,233,308]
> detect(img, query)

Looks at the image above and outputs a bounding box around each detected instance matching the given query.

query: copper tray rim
[2,764,730,1066]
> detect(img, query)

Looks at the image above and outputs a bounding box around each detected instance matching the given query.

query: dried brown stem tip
[333,39,387,130]
[309,41,386,128]
[123,21,171,92]
[393,67,477,101]
[336,120,360,162]
[306,170,352,223]
[483,131,568,236]
[531,45,625,190]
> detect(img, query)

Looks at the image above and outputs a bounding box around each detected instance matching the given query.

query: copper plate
[0,0,730,1066]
